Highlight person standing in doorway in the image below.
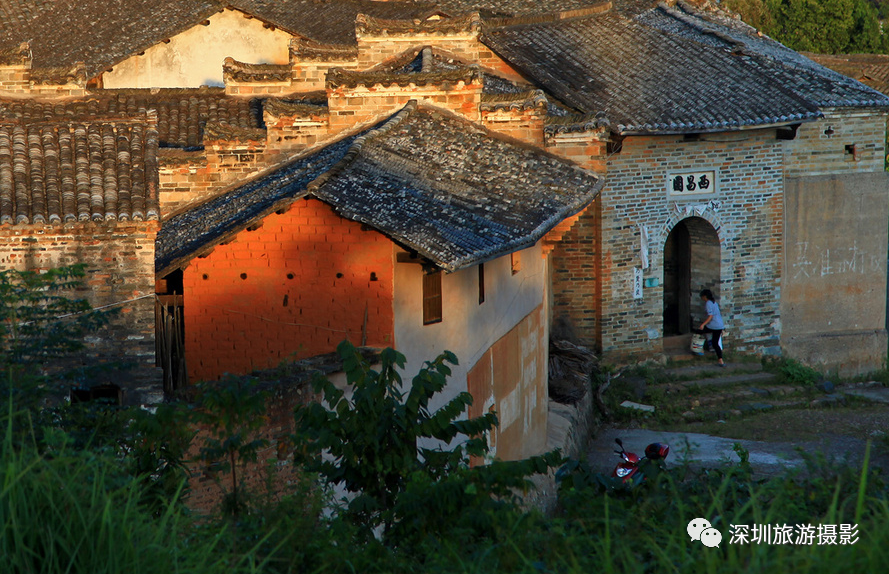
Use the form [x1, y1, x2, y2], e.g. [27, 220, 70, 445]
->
[699, 289, 725, 367]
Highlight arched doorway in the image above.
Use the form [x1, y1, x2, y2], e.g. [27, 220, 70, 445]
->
[663, 217, 720, 336]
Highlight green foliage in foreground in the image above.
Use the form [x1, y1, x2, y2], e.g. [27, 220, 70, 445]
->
[293, 341, 562, 544]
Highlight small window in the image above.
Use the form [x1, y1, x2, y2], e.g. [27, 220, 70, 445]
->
[511, 252, 522, 275]
[423, 270, 442, 325]
[478, 264, 485, 305]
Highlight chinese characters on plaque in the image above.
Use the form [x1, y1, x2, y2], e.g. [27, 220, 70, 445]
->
[668, 170, 716, 196]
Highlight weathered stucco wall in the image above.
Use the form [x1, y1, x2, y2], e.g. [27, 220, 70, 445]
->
[780, 112, 889, 375]
[466, 304, 547, 461]
[0, 222, 160, 404]
[103, 9, 291, 89]
[393, 244, 548, 460]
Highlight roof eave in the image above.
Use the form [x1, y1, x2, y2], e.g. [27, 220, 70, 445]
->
[615, 115, 824, 136]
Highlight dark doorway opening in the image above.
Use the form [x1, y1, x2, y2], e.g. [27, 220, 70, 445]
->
[663, 218, 720, 336]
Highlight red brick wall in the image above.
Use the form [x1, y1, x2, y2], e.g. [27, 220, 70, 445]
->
[183, 198, 395, 381]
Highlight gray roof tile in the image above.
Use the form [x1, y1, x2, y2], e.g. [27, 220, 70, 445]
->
[482, 8, 833, 134]
[0, 107, 159, 225]
[0, 89, 261, 149]
[156, 101, 600, 275]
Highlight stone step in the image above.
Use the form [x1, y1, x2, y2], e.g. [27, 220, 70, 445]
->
[680, 393, 848, 423]
[656, 371, 779, 394]
[664, 361, 763, 379]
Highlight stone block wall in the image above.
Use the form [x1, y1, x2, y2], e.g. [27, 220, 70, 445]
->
[0, 221, 160, 404]
[182, 198, 395, 382]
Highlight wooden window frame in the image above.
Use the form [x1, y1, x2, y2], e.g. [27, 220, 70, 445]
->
[422, 269, 442, 325]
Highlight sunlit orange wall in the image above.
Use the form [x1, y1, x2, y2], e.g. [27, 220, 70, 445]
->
[183, 198, 394, 382]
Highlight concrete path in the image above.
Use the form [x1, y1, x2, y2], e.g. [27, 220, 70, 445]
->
[588, 427, 875, 477]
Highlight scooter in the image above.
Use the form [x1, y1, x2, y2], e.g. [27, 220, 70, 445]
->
[612, 438, 670, 480]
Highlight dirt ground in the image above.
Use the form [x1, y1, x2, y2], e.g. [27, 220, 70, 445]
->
[666, 404, 889, 444]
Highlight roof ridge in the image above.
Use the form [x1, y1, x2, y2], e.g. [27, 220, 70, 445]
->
[326, 65, 483, 89]
[355, 12, 481, 36]
[656, 2, 745, 49]
[306, 100, 417, 194]
[483, 1, 611, 29]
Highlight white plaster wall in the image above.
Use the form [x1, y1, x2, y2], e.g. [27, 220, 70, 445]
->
[103, 9, 292, 89]
[393, 244, 546, 412]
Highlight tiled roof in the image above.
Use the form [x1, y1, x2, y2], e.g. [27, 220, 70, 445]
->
[482, 7, 837, 134]
[479, 90, 547, 111]
[156, 101, 601, 275]
[0, 109, 159, 225]
[355, 12, 481, 36]
[435, 0, 611, 18]
[0, 90, 262, 149]
[636, 2, 889, 109]
[226, 0, 439, 44]
[223, 57, 292, 83]
[0, 41, 28, 66]
[327, 66, 483, 89]
[290, 38, 358, 62]
[0, 0, 438, 81]
[803, 53, 889, 98]
[0, 0, 222, 80]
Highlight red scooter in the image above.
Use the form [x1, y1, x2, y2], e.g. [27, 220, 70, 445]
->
[612, 438, 670, 480]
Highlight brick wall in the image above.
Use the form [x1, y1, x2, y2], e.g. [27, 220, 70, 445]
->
[0, 64, 30, 93]
[784, 111, 887, 177]
[265, 108, 332, 154]
[292, 60, 360, 92]
[0, 221, 161, 404]
[481, 107, 545, 146]
[224, 80, 294, 97]
[356, 34, 481, 69]
[327, 81, 483, 132]
[182, 198, 395, 382]
[552, 130, 785, 358]
[546, 130, 609, 173]
[158, 136, 276, 218]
